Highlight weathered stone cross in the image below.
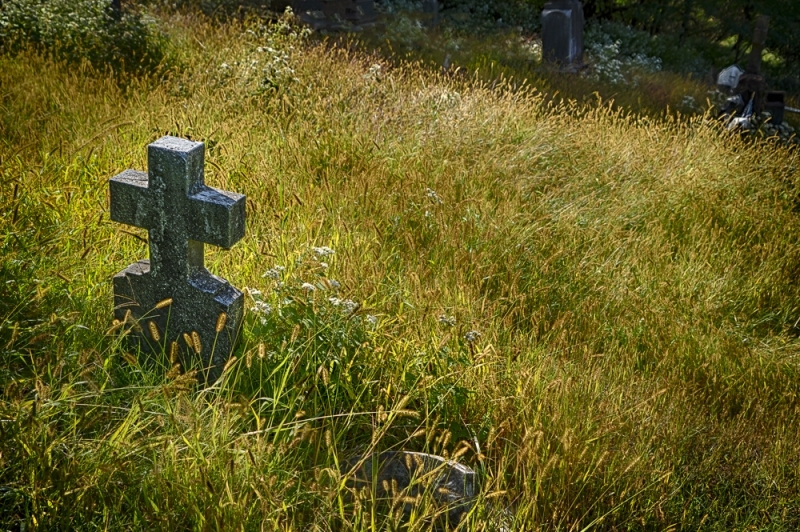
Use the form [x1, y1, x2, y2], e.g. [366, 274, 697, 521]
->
[110, 136, 245, 382]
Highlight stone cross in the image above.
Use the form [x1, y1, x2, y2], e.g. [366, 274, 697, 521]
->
[110, 136, 245, 382]
[541, 0, 584, 68]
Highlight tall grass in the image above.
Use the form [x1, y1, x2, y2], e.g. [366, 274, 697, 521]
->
[1, 11, 800, 530]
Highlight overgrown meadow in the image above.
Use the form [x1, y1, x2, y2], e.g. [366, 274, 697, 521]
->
[2, 9, 800, 530]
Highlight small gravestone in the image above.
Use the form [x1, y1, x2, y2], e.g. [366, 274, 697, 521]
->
[344, 451, 476, 526]
[541, 0, 584, 68]
[110, 136, 246, 382]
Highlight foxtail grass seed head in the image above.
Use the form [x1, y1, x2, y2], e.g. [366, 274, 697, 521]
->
[122, 352, 138, 367]
[191, 331, 202, 354]
[155, 298, 173, 309]
[166, 363, 181, 380]
[246, 349, 252, 368]
[222, 356, 237, 373]
[258, 342, 265, 359]
[324, 429, 332, 447]
[148, 321, 160, 342]
[169, 341, 179, 364]
[183, 332, 193, 348]
[215, 312, 227, 333]
[452, 444, 470, 460]
[440, 430, 452, 449]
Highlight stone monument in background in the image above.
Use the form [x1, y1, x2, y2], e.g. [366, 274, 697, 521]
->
[291, 0, 377, 30]
[734, 15, 770, 114]
[110, 136, 246, 383]
[541, 0, 584, 69]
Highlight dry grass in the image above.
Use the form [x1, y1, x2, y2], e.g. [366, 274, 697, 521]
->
[1, 11, 800, 530]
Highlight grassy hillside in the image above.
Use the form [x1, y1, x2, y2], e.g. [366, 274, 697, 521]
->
[2, 11, 800, 530]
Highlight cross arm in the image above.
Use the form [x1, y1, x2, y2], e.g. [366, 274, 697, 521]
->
[109, 170, 155, 229]
[187, 186, 246, 249]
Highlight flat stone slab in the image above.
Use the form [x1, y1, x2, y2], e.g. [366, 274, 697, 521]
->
[344, 451, 477, 526]
[110, 136, 246, 382]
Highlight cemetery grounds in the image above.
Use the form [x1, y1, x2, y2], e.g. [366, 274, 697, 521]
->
[2, 8, 800, 530]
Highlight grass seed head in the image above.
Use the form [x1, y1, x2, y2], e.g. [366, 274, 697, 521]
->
[166, 363, 181, 379]
[215, 312, 227, 333]
[191, 331, 202, 354]
[169, 341, 178, 364]
[222, 355, 237, 373]
[148, 321, 160, 342]
[155, 298, 173, 309]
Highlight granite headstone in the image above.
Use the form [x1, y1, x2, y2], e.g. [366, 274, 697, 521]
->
[345, 451, 477, 526]
[541, 0, 584, 67]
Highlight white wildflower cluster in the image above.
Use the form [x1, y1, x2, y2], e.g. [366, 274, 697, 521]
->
[464, 330, 482, 344]
[262, 265, 286, 280]
[247, 288, 273, 325]
[583, 23, 662, 86]
[329, 297, 359, 314]
[301, 282, 316, 292]
[426, 188, 444, 205]
[312, 246, 336, 258]
[212, 8, 308, 94]
[519, 36, 542, 62]
[438, 314, 456, 327]
[364, 63, 383, 81]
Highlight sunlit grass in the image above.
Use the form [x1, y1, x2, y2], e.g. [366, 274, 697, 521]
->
[1, 11, 800, 530]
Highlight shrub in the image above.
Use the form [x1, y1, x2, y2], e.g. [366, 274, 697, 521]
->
[0, 0, 169, 74]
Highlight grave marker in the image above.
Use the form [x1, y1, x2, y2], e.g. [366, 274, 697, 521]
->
[541, 0, 584, 69]
[110, 136, 246, 382]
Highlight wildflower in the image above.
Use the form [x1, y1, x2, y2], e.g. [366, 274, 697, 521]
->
[330, 297, 358, 314]
[366, 314, 378, 326]
[312, 246, 335, 257]
[438, 315, 456, 327]
[341, 299, 358, 314]
[319, 262, 328, 269]
[464, 330, 482, 344]
[251, 300, 272, 314]
[328, 279, 341, 290]
[301, 282, 316, 292]
[426, 188, 443, 204]
[262, 265, 285, 280]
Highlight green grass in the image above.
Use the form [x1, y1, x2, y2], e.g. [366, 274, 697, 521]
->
[2, 10, 800, 530]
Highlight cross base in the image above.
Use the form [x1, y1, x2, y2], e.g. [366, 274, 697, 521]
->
[113, 259, 244, 383]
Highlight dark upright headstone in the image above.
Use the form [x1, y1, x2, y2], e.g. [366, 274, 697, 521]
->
[765, 91, 785, 124]
[110, 136, 246, 383]
[541, 0, 584, 67]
